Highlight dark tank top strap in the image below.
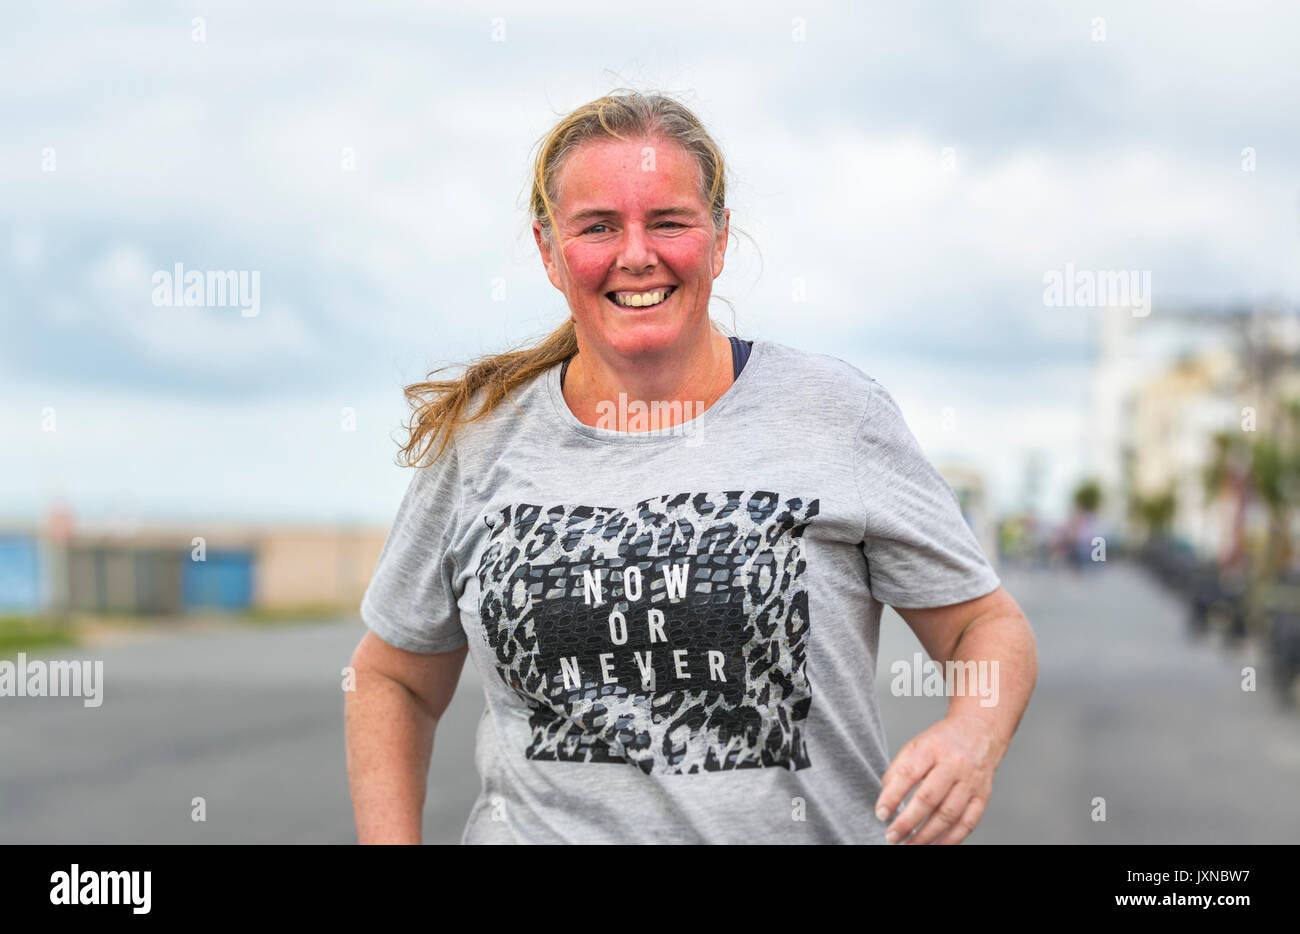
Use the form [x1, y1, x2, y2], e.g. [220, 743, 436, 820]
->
[730, 335, 753, 379]
[560, 340, 750, 391]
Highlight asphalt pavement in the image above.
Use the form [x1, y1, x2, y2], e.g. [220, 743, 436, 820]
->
[1, 560, 1296, 843]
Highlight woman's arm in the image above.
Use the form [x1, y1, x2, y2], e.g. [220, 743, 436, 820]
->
[344, 631, 469, 844]
[877, 585, 1038, 844]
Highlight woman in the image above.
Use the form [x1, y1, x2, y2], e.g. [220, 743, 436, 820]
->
[345, 90, 1037, 844]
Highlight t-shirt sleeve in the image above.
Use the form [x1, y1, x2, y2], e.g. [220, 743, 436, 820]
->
[853, 378, 1001, 609]
[359, 437, 468, 654]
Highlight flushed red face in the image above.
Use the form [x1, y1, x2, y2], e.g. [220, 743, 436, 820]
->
[534, 135, 729, 363]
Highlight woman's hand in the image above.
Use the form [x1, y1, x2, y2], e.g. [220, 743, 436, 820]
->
[884, 586, 1037, 844]
[873, 713, 1004, 845]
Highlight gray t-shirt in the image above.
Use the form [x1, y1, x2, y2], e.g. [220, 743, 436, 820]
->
[360, 338, 1001, 844]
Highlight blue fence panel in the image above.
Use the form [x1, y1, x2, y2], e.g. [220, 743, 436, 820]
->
[0, 535, 42, 612]
[181, 548, 255, 610]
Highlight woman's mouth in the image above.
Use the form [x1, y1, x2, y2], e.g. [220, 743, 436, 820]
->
[604, 285, 677, 309]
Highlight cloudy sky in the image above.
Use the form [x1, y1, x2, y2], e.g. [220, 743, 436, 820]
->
[2, 0, 1297, 528]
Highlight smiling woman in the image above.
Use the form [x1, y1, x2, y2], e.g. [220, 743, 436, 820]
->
[344, 89, 1038, 846]
[393, 90, 738, 459]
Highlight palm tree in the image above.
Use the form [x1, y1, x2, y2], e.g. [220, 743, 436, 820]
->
[1203, 430, 1250, 570]
[1129, 486, 1177, 539]
[1073, 479, 1102, 514]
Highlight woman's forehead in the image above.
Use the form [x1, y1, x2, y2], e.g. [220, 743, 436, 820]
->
[557, 138, 702, 211]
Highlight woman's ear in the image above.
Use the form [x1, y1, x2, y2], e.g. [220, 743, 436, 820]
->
[532, 221, 565, 292]
[530, 219, 572, 292]
[712, 208, 731, 279]
[531, 220, 550, 267]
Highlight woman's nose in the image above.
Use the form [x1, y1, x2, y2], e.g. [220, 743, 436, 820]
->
[617, 224, 657, 269]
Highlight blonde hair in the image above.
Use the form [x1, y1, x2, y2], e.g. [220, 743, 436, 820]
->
[397, 89, 734, 467]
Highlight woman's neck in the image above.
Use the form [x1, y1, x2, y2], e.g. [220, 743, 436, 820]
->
[561, 329, 734, 431]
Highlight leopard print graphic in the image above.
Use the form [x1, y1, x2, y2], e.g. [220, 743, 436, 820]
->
[475, 490, 819, 774]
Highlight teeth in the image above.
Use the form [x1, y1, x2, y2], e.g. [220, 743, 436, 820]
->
[611, 287, 672, 307]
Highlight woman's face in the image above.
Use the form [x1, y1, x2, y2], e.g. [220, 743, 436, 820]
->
[534, 135, 729, 361]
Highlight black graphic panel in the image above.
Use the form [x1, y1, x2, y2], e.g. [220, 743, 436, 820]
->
[475, 490, 819, 774]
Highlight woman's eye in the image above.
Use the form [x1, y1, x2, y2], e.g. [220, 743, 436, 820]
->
[583, 221, 684, 234]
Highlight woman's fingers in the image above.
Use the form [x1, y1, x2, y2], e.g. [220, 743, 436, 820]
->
[874, 737, 933, 829]
[931, 794, 987, 845]
[904, 781, 972, 845]
[885, 766, 958, 844]
[876, 718, 999, 844]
